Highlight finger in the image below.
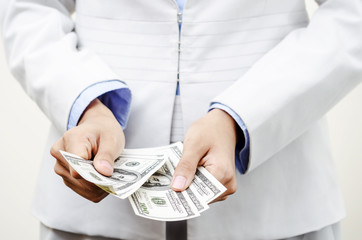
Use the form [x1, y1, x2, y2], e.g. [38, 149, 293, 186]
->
[63, 177, 109, 203]
[63, 130, 94, 178]
[70, 167, 82, 179]
[93, 134, 123, 176]
[51, 139, 77, 177]
[63, 130, 94, 160]
[209, 196, 228, 204]
[54, 160, 81, 182]
[56, 158, 69, 172]
[55, 161, 109, 203]
[201, 149, 237, 202]
[211, 177, 237, 204]
[203, 149, 236, 185]
[208, 177, 237, 204]
[171, 138, 208, 191]
[54, 160, 70, 178]
[76, 179, 110, 203]
[53, 151, 81, 179]
[50, 138, 65, 162]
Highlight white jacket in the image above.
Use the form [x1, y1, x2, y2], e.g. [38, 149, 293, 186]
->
[2, 0, 362, 239]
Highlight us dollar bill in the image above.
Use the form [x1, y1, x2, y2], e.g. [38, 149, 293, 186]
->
[129, 142, 227, 221]
[60, 142, 227, 221]
[60, 150, 166, 199]
[167, 145, 227, 204]
[129, 160, 200, 221]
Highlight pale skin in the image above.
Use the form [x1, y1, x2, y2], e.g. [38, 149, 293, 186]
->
[51, 98, 239, 203]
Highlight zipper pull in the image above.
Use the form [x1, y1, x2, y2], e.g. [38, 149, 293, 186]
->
[177, 12, 183, 23]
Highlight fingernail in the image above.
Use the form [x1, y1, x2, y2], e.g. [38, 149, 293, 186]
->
[100, 160, 113, 173]
[172, 176, 187, 190]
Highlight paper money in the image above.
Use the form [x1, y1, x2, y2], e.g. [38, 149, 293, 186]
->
[60, 150, 166, 199]
[166, 145, 227, 204]
[128, 142, 227, 221]
[129, 160, 201, 221]
[60, 142, 227, 221]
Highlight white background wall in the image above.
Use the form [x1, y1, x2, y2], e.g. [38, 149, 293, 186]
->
[0, 0, 361, 239]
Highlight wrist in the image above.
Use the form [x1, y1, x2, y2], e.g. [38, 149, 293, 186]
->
[209, 109, 239, 143]
[79, 98, 114, 125]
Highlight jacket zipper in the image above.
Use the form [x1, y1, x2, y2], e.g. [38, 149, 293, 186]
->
[177, 11, 182, 90]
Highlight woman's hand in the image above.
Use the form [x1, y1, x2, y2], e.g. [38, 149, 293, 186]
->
[50, 99, 125, 203]
[171, 109, 239, 203]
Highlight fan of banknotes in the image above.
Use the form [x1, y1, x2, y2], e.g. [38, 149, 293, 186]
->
[60, 142, 226, 221]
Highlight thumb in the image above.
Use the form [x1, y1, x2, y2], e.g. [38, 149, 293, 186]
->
[171, 143, 206, 191]
[93, 135, 123, 177]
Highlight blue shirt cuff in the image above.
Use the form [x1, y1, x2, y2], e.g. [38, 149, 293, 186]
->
[67, 80, 131, 130]
[209, 102, 250, 174]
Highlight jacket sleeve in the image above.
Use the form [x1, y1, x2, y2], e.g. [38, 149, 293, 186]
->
[68, 81, 131, 130]
[1, 0, 130, 132]
[212, 0, 362, 173]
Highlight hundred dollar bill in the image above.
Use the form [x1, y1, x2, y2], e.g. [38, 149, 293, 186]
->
[61, 142, 226, 221]
[60, 150, 166, 199]
[129, 142, 227, 220]
[162, 151, 210, 213]
[166, 144, 227, 204]
[129, 159, 200, 221]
